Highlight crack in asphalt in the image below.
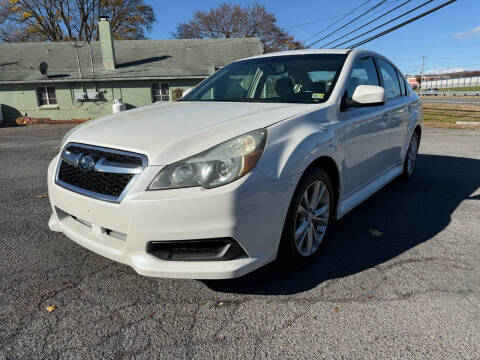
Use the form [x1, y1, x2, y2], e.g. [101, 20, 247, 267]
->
[184, 303, 201, 360]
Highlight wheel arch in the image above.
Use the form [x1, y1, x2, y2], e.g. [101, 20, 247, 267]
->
[277, 154, 341, 265]
[301, 155, 341, 217]
[414, 124, 422, 142]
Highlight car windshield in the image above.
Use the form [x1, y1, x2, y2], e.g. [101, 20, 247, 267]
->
[181, 54, 347, 104]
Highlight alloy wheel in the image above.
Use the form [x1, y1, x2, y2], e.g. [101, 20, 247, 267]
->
[294, 180, 330, 257]
[407, 133, 419, 175]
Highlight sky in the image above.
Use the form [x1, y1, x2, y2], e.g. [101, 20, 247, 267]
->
[146, 0, 480, 75]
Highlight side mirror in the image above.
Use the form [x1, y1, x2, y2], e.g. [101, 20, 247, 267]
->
[351, 85, 386, 106]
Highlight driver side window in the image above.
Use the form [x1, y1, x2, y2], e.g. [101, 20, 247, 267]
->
[346, 57, 380, 99]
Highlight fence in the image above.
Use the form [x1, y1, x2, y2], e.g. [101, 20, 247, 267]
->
[421, 76, 480, 89]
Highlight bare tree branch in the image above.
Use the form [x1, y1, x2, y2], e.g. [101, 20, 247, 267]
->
[0, 0, 155, 42]
[173, 2, 303, 52]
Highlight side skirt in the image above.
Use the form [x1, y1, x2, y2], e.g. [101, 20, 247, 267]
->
[336, 165, 403, 219]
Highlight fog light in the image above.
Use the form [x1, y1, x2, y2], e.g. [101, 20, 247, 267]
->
[147, 238, 246, 261]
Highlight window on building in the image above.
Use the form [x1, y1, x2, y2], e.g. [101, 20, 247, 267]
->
[37, 86, 57, 106]
[152, 83, 170, 102]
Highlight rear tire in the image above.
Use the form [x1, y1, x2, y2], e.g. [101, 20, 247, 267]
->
[277, 168, 335, 269]
[400, 131, 420, 182]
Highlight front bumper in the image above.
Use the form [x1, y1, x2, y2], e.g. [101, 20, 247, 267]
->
[47, 155, 298, 279]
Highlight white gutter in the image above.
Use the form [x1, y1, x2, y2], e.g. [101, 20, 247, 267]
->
[0, 76, 208, 85]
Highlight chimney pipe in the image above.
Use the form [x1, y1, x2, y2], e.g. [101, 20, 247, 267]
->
[98, 16, 116, 70]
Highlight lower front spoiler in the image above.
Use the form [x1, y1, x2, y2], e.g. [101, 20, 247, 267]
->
[49, 214, 274, 279]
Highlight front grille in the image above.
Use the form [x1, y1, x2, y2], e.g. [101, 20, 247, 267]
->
[56, 143, 147, 202]
[65, 145, 142, 165]
[58, 161, 133, 197]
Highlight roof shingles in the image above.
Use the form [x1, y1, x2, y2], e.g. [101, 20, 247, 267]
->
[0, 38, 263, 83]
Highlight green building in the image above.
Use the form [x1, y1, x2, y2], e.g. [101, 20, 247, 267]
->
[0, 18, 263, 124]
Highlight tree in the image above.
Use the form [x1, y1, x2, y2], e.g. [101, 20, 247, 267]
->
[0, 0, 155, 42]
[173, 2, 303, 53]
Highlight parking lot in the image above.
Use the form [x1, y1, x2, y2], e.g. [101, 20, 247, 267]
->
[1, 124, 479, 359]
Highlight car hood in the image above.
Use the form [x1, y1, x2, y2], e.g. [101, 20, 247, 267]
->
[66, 101, 320, 165]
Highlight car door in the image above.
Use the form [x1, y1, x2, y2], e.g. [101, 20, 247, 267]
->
[339, 56, 391, 197]
[391, 69, 412, 166]
[375, 58, 410, 169]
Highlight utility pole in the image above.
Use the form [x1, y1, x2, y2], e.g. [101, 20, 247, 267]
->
[72, 40, 82, 79]
[87, 41, 96, 89]
[420, 56, 427, 90]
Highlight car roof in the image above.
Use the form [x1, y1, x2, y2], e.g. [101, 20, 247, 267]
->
[237, 48, 383, 62]
[232, 48, 405, 75]
[247, 48, 351, 58]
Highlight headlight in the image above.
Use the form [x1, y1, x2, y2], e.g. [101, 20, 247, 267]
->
[148, 129, 267, 190]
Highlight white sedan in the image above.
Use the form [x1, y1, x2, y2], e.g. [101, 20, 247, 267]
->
[48, 49, 422, 279]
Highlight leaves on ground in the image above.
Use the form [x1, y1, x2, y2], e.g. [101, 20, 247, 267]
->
[333, 306, 339, 313]
[369, 229, 383, 236]
[35, 194, 48, 199]
[45, 305, 55, 313]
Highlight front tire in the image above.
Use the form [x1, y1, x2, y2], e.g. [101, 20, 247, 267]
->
[277, 168, 335, 268]
[400, 131, 420, 181]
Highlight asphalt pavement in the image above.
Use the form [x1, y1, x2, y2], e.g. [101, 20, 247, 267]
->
[1, 124, 479, 359]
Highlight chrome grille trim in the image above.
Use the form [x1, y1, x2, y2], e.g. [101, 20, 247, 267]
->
[55, 142, 148, 203]
[94, 157, 144, 174]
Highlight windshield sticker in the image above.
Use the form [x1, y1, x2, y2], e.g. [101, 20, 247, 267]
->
[312, 93, 325, 99]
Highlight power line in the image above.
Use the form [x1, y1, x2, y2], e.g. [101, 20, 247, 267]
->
[339, 0, 404, 30]
[425, 63, 480, 69]
[393, 56, 480, 62]
[319, 0, 412, 48]
[294, 0, 400, 32]
[332, 0, 436, 48]
[347, 0, 458, 48]
[284, 13, 351, 30]
[302, 0, 375, 43]
[319, 0, 400, 40]
[306, 0, 389, 48]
